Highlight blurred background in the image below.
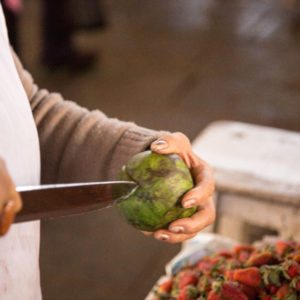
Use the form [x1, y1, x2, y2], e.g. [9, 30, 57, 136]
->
[3, 0, 300, 299]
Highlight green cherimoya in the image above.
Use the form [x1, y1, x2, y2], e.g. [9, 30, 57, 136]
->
[116, 150, 197, 231]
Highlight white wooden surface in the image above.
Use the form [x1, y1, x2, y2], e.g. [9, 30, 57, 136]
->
[193, 121, 300, 206]
[218, 193, 300, 239]
[192, 121, 300, 240]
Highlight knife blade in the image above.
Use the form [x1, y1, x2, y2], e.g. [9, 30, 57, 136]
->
[14, 181, 137, 223]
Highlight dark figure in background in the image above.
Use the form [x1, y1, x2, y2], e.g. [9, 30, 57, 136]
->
[41, 0, 107, 71]
[1, 0, 20, 54]
[1, 0, 107, 72]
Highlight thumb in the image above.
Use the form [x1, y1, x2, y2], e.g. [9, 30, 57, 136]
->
[150, 133, 193, 167]
[151, 132, 191, 153]
[0, 200, 16, 236]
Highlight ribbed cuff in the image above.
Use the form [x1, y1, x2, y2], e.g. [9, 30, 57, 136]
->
[109, 126, 164, 179]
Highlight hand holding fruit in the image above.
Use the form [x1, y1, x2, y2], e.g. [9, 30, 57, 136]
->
[0, 158, 22, 236]
[150, 132, 215, 243]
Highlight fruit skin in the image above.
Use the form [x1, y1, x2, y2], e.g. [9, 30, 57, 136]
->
[221, 282, 249, 300]
[207, 290, 221, 300]
[283, 260, 300, 279]
[177, 285, 198, 300]
[177, 270, 198, 289]
[157, 278, 173, 294]
[275, 283, 296, 299]
[275, 240, 296, 257]
[116, 151, 196, 231]
[234, 245, 255, 263]
[246, 251, 274, 267]
[233, 267, 261, 288]
[208, 282, 249, 300]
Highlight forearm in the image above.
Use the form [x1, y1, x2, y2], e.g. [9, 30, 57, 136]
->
[12, 51, 160, 183]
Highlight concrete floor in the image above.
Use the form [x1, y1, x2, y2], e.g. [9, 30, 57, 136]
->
[19, 0, 300, 299]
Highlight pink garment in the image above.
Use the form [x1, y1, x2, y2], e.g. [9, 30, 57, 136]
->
[4, 0, 22, 13]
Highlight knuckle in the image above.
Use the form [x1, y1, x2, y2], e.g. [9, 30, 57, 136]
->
[206, 217, 214, 226]
[167, 239, 179, 244]
[185, 222, 198, 233]
[170, 236, 185, 244]
[15, 198, 23, 212]
[174, 132, 190, 144]
[207, 211, 216, 225]
[174, 131, 185, 138]
[211, 184, 216, 195]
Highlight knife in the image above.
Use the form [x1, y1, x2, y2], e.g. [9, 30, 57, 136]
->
[14, 181, 137, 223]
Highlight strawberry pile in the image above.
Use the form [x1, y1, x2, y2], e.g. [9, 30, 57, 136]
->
[153, 239, 300, 300]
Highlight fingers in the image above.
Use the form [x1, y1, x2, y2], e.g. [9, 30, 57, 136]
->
[0, 158, 22, 236]
[153, 230, 197, 244]
[13, 191, 22, 213]
[141, 231, 153, 236]
[151, 132, 193, 166]
[0, 185, 22, 236]
[149, 132, 216, 244]
[182, 163, 215, 209]
[152, 198, 215, 243]
[0, 193, 21, 236]
[169, 198, 215, 235]
[151, 133, 215, 207]
[0, 199, 16, 235]
[151, 133, 212, 171]
[143, 229, 195, 243]
[151, 132, 191, 153]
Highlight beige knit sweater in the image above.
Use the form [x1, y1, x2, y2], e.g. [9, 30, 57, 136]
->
[13, 52, 160, 184]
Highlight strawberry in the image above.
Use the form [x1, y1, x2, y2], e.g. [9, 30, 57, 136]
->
[283, 260, 300, 279]
[265, 284, 279, 295]
[239, 283, 258, 300]
[224, 270, 235, 281]
[260, 265, 282, 287]
[220, 282, 249, 300]
[207, 290, 221, 300]
[224, 258, 242, 271]
[157, 278, 173, 294]
[208, 281, 249, 300]
[197, 275, 212, 294]
[177, 285, 198, 300]
[234, 245, 255, 263]
[234, 245, 255, 254]
[296, 281, 300, 292]
[290, 276, 300, 292]
[233, 267, 261, 288]
[217, 250, 233, 259]
[197, 260, 215, 274]
[154, 240, 300, 300]
[275, 283, 297, 299]
[177, 287, 190, 300]
[210, 257, 227, 275]
[246, 251, 274, 267]
[296, 279, 300, 292]
[275, 240, 296, 257]
[178, 270, 198, 289]
[287, 251, 300, 263]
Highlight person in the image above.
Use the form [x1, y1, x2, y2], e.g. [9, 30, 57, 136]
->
[41, 0, 105, 71]
[0, 3, 215, 299]
[0, 0, 106, 71]
[0, 0, 22, 54]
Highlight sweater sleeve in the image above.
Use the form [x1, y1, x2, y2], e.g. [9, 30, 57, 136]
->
[12, 51, 161, 183]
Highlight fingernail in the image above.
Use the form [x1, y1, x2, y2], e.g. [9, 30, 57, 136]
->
[183, 199, 196, 208]
[153, 140, 168, 150]
[170, 226, 184, 233]
[158, 234, 169, 241]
